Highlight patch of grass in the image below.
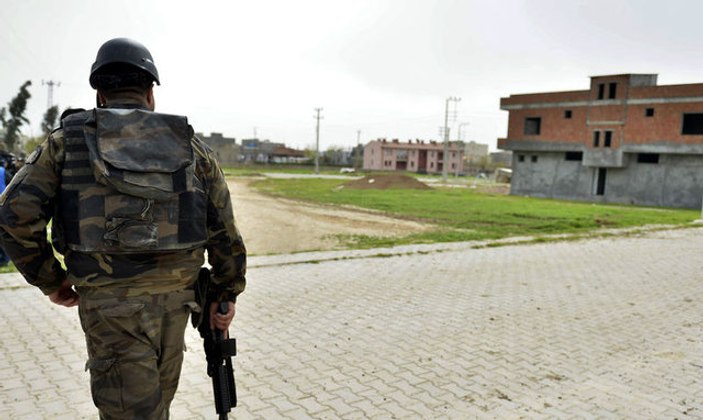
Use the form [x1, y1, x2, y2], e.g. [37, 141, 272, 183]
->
[0, 262, 16, 274]
[222, 164, 355, 177]
[249, 177, 699, 246]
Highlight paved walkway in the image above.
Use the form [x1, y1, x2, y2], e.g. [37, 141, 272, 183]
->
[1, 228, 702, 419]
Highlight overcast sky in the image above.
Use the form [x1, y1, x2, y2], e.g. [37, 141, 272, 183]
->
[3, 0, 703, 151]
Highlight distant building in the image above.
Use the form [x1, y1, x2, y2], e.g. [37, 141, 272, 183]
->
[322, 147, 353, 166]
[196, 132, 239, 165]
[490, 151, 513, 167]
[240, 138, 262, 162]
[463, 141, 490, 175]
[463, 141, 489, 164]
[240, 138, 306, 163]
[363, 138, 464, 175]
[270, 145, 307, 163]
[499, 73, 703, 208]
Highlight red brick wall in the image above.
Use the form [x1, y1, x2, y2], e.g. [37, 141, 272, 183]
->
[629, 83, 703, 99]
[507, 107, 586, 144]
[589, 75, 631, 100]
[587, 104, 626, 123]
[625, 103, 703, 144]
[500, 90, 587, 107]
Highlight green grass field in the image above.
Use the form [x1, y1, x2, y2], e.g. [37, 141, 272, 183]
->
[249, 177, 699, 248]
[222, 165, 356, 177]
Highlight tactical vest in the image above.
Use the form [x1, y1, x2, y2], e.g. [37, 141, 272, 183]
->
[55, 108, 208, 254]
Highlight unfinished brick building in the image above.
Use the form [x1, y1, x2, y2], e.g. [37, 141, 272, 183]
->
[499, 74, 703, 208]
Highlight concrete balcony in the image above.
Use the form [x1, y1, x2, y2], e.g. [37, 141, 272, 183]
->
[583, 148, 625, 168]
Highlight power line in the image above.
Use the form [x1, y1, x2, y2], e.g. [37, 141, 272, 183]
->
[457, 121, 470, 141]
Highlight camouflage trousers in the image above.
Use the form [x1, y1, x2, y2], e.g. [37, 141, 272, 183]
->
[78, 289, 197, 420]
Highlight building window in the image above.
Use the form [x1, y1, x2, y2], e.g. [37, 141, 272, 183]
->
[518, 154, 525, 162]
[451, 163, 456, 169]
[531, 155, 538, 163]
[604, 131, 612, 147]
[637, 153, 660, 164]
[564, 110, 572, 119]
[645, 108, 655, 117]
[608, 83, 617, 99]
[524, 117, 541, 135]
[430, 162, 434, 168]
[682, 113, 703, 135]
[593, 131, 600, 147]
[565, 151, 583, 161]
[597, 84, 605, 100]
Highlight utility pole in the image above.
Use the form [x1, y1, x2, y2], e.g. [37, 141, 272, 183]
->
[314, 108, 323, 174]
[42, 80, 61, 108]
[442, 96, 461, 182]
[355, 129, 362, 170]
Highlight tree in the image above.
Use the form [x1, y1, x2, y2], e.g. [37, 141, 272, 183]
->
[351, 144, 364, 169]
[41, 105, 59, 136]
[302, 146, 317, 163]
[23, 136, 44, 155]
[322, 146, 347, 166]
[0, 81, 32, 152]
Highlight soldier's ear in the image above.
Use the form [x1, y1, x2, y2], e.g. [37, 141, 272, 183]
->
[146, 86, 155, 111]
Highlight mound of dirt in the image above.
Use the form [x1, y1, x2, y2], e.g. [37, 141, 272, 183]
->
[343, 174, 431, 190]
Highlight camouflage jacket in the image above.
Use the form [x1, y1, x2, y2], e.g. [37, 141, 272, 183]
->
[0, 103, 246, 300]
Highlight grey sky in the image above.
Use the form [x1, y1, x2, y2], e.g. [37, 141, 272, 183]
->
[2, 0, 703, 151]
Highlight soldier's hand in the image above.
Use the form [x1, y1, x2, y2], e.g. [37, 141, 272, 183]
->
[48, 279, 80, 307]
[209, 301, 235, 333]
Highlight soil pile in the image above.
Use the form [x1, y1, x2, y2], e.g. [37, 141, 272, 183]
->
[343, 174, 431, 190]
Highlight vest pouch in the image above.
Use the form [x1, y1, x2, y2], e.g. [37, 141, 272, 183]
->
[103, 194, 157, 251]
[103, 167, 193, 201]
[88, 108, 195, 200]
[104, 218, 158, 250]
[95, 108, 193, 172]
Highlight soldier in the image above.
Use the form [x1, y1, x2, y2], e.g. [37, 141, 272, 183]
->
[0, 38, 246, 419]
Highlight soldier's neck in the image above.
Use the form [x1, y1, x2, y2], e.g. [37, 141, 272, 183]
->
[104, 93, 150, 110]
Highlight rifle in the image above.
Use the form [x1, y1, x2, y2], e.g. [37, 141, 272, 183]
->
[193, 268, 237, 419]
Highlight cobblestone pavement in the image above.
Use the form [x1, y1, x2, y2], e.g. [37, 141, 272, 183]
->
[1, 228, 702, 419]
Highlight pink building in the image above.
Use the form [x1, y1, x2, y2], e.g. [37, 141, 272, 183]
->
[363, 139, 465, 175]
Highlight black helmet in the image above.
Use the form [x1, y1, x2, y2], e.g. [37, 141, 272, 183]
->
[89, 38, 160, 89]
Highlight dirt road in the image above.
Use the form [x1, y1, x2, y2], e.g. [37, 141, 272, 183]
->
[228, 177, 432, 255]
